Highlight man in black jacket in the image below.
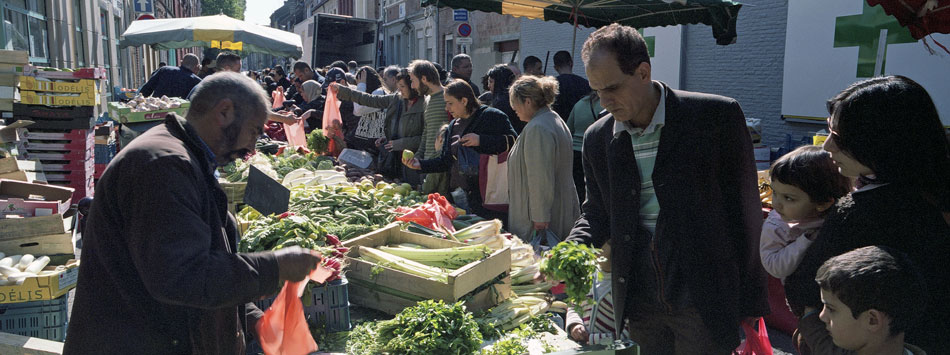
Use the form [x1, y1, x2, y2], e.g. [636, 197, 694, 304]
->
[566, 23, 768, 354]
[65, 73, 322, 355]
[551, 50, 591, 121]
[448, 54, 479, 98]
[140, 53, 202, 98]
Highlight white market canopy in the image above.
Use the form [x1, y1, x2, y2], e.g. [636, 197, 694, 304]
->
[119, 14, 303, 58]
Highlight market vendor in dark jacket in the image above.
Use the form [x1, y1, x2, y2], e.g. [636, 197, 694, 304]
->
[139, 53, 202, 99]
[564, 24, 769, 354]
[403, 79, 516, 222]
[64, 72, 323, 355]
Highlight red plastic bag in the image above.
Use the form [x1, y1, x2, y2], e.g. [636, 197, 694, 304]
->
[734, 317, 773, 355]
[395, 193, 457, 232]
[256, 265, 334, 355]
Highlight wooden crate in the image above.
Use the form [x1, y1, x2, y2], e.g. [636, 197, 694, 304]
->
[348, 275, 510, 315]
[343, 223, 511, 306]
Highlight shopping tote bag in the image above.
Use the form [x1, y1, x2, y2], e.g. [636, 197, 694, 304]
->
[256, 264, 334, 355]
[479, 150, 509, 212]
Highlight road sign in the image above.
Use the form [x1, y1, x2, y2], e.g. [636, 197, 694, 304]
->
[454, 9, 468, 22]
[134, 0, 153, 13]
[457, 23, 472, 37]
[136, 14, 155, 21]
[457, 37, 473, 45]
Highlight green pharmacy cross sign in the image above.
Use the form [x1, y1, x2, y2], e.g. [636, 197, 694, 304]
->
[834, 1, 916, 78]
[637, 29, 657, 57]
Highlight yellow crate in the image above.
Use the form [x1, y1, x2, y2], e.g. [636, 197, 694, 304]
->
[16, 90, 99, 107]
[0, 260, 79, 304]
[17, 76, 99, 96]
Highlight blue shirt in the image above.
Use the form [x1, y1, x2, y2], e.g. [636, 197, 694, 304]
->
[140, 66, 202, 98]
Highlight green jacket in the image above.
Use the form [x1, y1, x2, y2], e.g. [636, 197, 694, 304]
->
[565, 93, 603, 152]
[336, 86, 424, 153]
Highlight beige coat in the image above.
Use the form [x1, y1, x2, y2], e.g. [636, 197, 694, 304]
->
[507, 107, 580, 241]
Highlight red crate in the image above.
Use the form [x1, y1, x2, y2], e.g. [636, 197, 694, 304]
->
[43, 170, 93, 183]
[37, 158, 94, 172]
[21, 148, 93, 161]
[47, 178, 93, 201]
[17, 138, 94, 151]
[19, 128, 93, 141]
[93, 163, 107, 179]
[27, 66, 107, 80]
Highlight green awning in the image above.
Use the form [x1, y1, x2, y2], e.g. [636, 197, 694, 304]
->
[422, 0, 742, 45]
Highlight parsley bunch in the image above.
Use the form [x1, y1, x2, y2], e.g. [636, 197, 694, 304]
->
[539, 241, 603, 311]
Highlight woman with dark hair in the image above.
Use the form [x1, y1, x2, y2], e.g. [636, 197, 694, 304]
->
[478, 74, 493, 104]
[350, 66, 388, 155]
[403, 79, 517, 221]
[486, 64, 525, 134]
[784, 75, 950, 354]
[331, 69, 425, 184]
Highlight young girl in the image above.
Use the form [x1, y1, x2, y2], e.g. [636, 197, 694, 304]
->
[565, 242, 631, 345]
[760, 145, 852, 281]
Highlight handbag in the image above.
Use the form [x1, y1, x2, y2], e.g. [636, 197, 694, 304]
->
[446, 119, 480, 176]
[479, 150, 509, 212]
[529, 229, 561, 258]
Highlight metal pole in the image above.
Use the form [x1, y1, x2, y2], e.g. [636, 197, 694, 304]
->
[434, 3, 440, 64]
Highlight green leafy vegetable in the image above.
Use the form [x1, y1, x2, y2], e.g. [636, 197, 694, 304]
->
[539, 241, 602, 312]
[347, 300, 483, 355]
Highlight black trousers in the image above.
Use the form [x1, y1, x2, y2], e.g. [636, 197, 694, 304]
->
[572, 150, 586, 209]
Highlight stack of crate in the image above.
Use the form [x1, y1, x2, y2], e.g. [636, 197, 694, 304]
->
[12, 68, 105, 203]
[0, 50, 27, 115]
[93, 120, 116, 181]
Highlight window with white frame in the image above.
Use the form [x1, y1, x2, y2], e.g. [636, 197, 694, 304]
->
[3, 0, 49, 63]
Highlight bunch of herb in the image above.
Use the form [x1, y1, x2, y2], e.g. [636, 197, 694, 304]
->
[307, 129, 331, 155]
[539, 241, 603, 312]
[239, 213, 329, 252]
[354, 300, 483, 355]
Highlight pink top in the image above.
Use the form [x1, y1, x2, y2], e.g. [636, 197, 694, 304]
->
[759, 210, 825, 280]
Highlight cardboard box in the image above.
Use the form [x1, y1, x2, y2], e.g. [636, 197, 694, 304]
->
[17, 76, 98, 95]
[0, 260, 79, 304]
[343, 223, 511, 308]
[0, 159, 44, 183]
[16, 90, 100, 107]
[0, 179, 74, 217]
[0, 119, 32, 143]
[0, 50, 28, 65]
[0, 214, 73, 240]
[0, 232, 73, 256]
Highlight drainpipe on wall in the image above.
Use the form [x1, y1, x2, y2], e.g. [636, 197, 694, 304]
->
[434, 3, 439, 65]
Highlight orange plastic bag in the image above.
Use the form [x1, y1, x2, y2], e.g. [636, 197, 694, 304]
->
[284, 120, 307, 149]
[271, 86, 285, 110]
[256, 264, 334, 355]
[323, 89, 345, 157]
